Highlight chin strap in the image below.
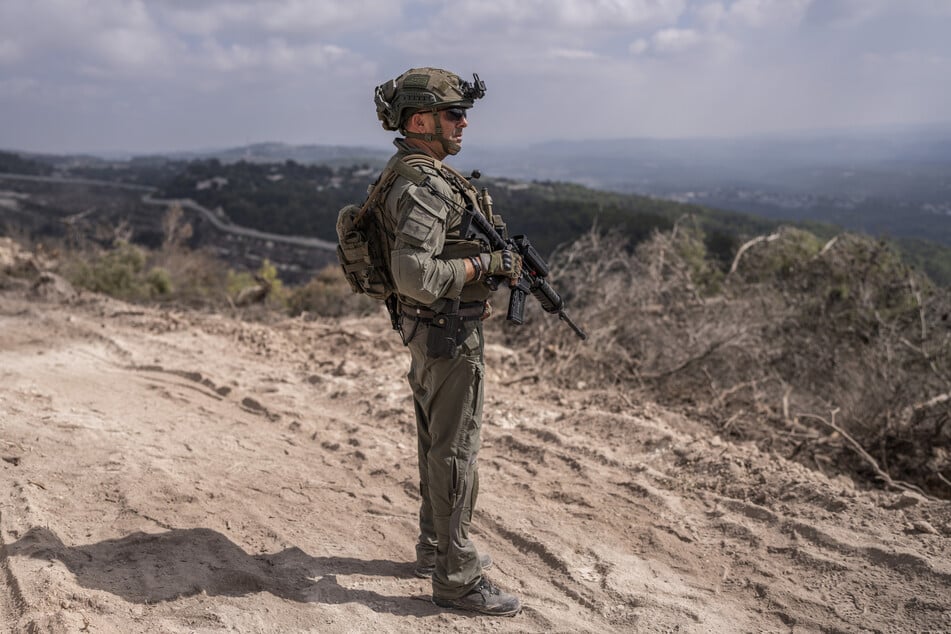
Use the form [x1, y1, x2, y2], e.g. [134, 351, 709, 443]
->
[402, 110, 460, 156]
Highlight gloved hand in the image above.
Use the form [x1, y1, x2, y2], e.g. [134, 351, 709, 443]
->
[481, 248, 522, 284]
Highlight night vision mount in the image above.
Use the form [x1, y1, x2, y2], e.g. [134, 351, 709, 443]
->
[460, 73, 486, 101]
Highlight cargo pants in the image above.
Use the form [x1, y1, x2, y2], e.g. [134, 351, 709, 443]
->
[406, 319, 485, 600]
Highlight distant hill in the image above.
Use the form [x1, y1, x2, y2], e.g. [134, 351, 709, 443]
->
[91, 126, 951, 256]
[4, 123, 951, 283]
[135, 142, 391, 168]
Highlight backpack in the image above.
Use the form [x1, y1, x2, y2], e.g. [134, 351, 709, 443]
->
[335, 154, 442, 302]
[335, 199, 393, 301]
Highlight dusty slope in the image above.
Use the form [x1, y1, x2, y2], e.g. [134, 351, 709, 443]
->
[1, 286, 950, 634]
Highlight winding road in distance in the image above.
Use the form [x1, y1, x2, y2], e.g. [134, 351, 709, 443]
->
[0, 172, 338, 252]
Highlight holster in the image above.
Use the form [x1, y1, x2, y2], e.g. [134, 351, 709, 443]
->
[399, 300, 484, 357]
[426, 299, 464, 359]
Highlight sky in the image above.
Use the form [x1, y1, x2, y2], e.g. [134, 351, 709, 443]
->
[1, 0, 950, 155]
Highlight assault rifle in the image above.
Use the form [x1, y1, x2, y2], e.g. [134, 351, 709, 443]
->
[408, 165, 587, 341]
[460, 200, 588, 341]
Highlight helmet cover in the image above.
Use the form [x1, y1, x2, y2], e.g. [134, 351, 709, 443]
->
[375, 67, 485, 131]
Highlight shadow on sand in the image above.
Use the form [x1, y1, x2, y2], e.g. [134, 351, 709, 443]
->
[6, 526, 439, 616]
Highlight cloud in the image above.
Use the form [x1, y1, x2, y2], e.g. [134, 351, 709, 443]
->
[260, 0, 399, 33]
[651, 28, 703, 54]
[89, 25, 172, 73]
[802, 0, 890, 27]
[0, 0, 174, 75]
[432, 0, 687, 29]
[725, 0, 813, 29]
[387, 0, 694, 81]
[0, 40, 22, 65]
[0, 0, 385, 74]
[630, 27, 736, 59]
[0, 78, 38, 99]
[2, 0, 951, 153]
[201, 39, 352, 73]
[157, 3, 255, 36]
[629, 39, 650, 55]
[156, 0, 398, 36]
[802, 0, 951, 28]
[691, 1, 727, 28]
[549, 48, 600, 60]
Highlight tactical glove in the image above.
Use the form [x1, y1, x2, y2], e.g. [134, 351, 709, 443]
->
[481, 248, 522, 282]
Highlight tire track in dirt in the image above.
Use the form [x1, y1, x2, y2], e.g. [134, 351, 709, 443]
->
[662, 437, 951, 634]
[704, 491, 951, 631]
[477, 404, 727, 631]
[5, 287, 948, 633]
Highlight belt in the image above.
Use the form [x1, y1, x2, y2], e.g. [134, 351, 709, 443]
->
[400, 301, 486, 321]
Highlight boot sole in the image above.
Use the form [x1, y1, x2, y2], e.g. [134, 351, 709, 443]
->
[431, 597, 521, 617]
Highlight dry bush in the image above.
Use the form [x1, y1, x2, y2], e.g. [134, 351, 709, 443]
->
[502, 223, 951, 498]
[285, 264, 380, 318]
[151, 247, 230, 307]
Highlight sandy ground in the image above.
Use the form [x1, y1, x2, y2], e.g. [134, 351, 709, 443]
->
[1, 282, 951, 633]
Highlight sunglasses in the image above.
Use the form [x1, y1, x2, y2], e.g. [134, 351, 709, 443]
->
[442, 107, 468, 122]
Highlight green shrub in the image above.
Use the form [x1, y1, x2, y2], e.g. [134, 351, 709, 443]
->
[69, 241, 171, 300]
[672, 222, 724, 296]
[731, 227, 825, 282]
[146, 267, 173, 295]
[226, 259, 290, 309]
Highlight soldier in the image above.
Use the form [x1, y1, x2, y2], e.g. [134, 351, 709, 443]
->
[373, 67, 522, 616]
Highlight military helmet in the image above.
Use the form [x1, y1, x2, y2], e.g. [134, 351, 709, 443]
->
[375, 67, 486, 132]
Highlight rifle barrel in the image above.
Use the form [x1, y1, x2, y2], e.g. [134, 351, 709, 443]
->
[559, 311, 588, 341]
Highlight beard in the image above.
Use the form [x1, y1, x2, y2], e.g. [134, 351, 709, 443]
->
[442, 138, 462, 155]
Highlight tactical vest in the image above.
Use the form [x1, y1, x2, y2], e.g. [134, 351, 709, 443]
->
[336, 152, 505, 305]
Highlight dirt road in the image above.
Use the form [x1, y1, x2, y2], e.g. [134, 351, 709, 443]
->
[1, 287, 949, 633]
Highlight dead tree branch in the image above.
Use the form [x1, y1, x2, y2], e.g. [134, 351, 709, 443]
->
[799, 411, 936, 499]
[815, 236, 839, 258]
[729, 232, 782, 275]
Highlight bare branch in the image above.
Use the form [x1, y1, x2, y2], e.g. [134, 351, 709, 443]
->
[907, 274, 927, 341]
[799, 411, 937, 500]
[816, 236, 839, 258]
[729, 232, 782, 275]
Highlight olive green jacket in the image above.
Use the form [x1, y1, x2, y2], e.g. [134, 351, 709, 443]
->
[383, 139, 492, 308]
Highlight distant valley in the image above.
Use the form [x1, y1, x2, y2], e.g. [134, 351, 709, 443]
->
[3, 123, 951, 283]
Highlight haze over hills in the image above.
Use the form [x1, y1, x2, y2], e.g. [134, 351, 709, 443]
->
[97, 123, 951, 246]
[4, 123, 951, 275]
[455, 124, 951, 244]
[126, 123, 951, 252]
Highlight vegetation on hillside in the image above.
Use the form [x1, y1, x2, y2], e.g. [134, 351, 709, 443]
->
[503, 221, 951, 499]
[157, 158, 951, 287]
[161, 159, 362, 238]
[5, 193, 950, 499]
[5, 147, 951, 498]
[157, 158, 831, 277]
[0, 151, 54, 176]
[6, 149, 951, 285]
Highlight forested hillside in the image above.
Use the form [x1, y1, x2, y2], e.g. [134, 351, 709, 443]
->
[4, 148, 951, 284]
[156, 157, 951, 283]
[158, 158, 812, 272]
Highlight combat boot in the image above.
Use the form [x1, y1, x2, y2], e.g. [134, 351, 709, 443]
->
[432, 577, 521, 616]
[414, 552, 493, 579]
